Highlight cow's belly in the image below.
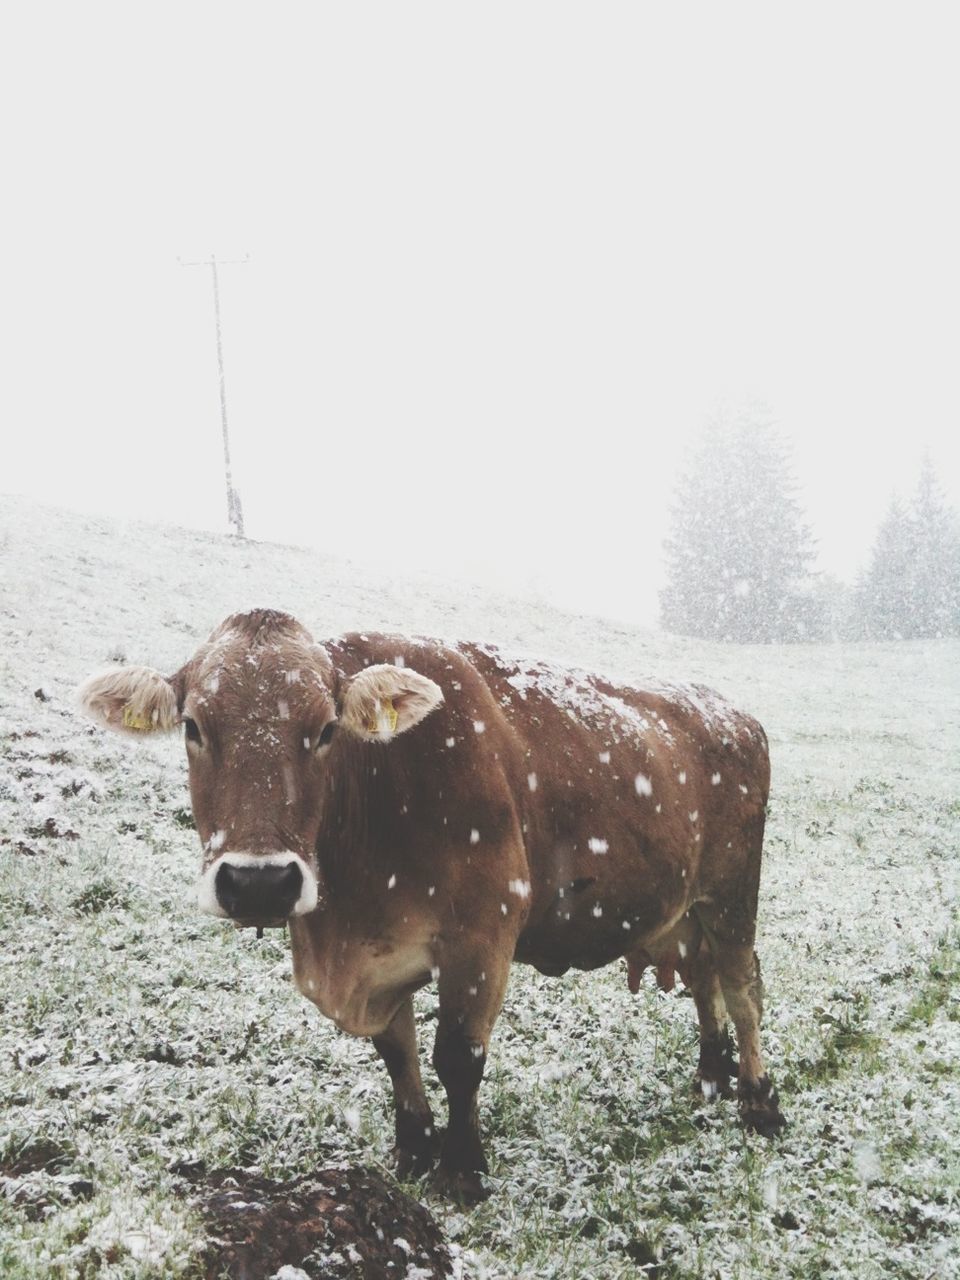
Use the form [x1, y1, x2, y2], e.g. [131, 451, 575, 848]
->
[289, 919, 434, 1038]
[515, 873, 693, 976]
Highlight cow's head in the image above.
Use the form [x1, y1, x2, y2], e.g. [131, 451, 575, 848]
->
[78, 610, 443, 929]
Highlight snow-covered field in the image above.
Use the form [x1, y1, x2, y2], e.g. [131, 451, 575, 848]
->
[1, 495, 958, 1279]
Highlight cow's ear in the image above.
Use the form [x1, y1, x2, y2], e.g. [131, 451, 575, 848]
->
[77, 666, 180, 735]
[339, 664, 443, 742]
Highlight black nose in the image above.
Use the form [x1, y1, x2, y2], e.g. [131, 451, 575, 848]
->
[215, 860, 303, 922]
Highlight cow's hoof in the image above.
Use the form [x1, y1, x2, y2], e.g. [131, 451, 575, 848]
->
[389, 1126, 442, 1182]
[693, 1071, 734, 1102]
[738, 1075, 786, 1136]
[395, 1146, 437, 1181]
[693, 1030, 737, 1100]
[428, 1167, 490, 1205]
[394, 1131, 442, 1180]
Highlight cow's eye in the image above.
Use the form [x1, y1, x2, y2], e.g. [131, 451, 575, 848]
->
[184, 717, 202, 746]
[317, 721, 338, 749]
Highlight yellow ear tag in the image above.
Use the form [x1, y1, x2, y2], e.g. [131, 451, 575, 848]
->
[122, 705, 153, 731]
[366, 698, 399, 735]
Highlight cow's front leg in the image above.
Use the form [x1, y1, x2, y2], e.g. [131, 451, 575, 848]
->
[373, 997, 439, 1178]
[430, 943, 511, 1204]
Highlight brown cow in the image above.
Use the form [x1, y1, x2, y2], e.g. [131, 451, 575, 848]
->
[79, 609, 784, 1201]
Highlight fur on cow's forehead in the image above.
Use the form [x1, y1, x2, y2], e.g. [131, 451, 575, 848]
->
[178, 609, 336, 710]
[209, 608, 312, 646]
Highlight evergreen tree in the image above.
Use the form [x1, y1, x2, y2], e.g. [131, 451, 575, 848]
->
[909, 458, 960, 636]
[855, 458, 960, 639]
[852, 497, 913, 639]
[660, 413, 820, 642]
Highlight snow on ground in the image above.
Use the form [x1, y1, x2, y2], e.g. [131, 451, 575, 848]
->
[1, 495, 958, 1278]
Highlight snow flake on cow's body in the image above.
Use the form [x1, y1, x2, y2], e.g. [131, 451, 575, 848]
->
[588, 837, 609, 854]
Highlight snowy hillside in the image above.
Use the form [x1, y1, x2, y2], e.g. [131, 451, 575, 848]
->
[1, 496, 958, 1278]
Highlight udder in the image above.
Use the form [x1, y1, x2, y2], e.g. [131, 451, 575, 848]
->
[625, 911, 702, 995]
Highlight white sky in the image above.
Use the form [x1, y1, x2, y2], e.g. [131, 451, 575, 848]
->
[3, 2, 958, 625]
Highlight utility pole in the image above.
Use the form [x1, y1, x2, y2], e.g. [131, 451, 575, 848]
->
[179, 253, 249, 537]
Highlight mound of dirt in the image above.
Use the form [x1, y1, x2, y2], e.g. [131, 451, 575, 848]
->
[186, 1164, 453, 1279]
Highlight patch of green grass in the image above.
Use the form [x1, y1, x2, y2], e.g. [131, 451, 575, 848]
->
[895, 928, 960, 1029]
[791, 992, 883, 1084]
[69, 878, 128, 914]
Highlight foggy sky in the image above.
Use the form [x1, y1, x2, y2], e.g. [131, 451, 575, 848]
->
[3, 2, 958, 625]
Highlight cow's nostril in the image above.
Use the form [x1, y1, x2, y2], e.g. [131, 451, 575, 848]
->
[215, 860, 304, 921]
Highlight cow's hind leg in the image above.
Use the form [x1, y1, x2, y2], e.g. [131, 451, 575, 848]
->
[373, 997, 439, 1178]
[688, 941, 737, 1100]
[695, 791, 785, 1135]
[698, 915, 784, 1135]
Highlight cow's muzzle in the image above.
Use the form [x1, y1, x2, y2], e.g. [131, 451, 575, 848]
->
[216, 859, 302, 923]
[197, 851, 319, 924]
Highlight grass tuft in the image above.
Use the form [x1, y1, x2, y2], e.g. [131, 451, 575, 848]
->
[896, 928, 960, 1029]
